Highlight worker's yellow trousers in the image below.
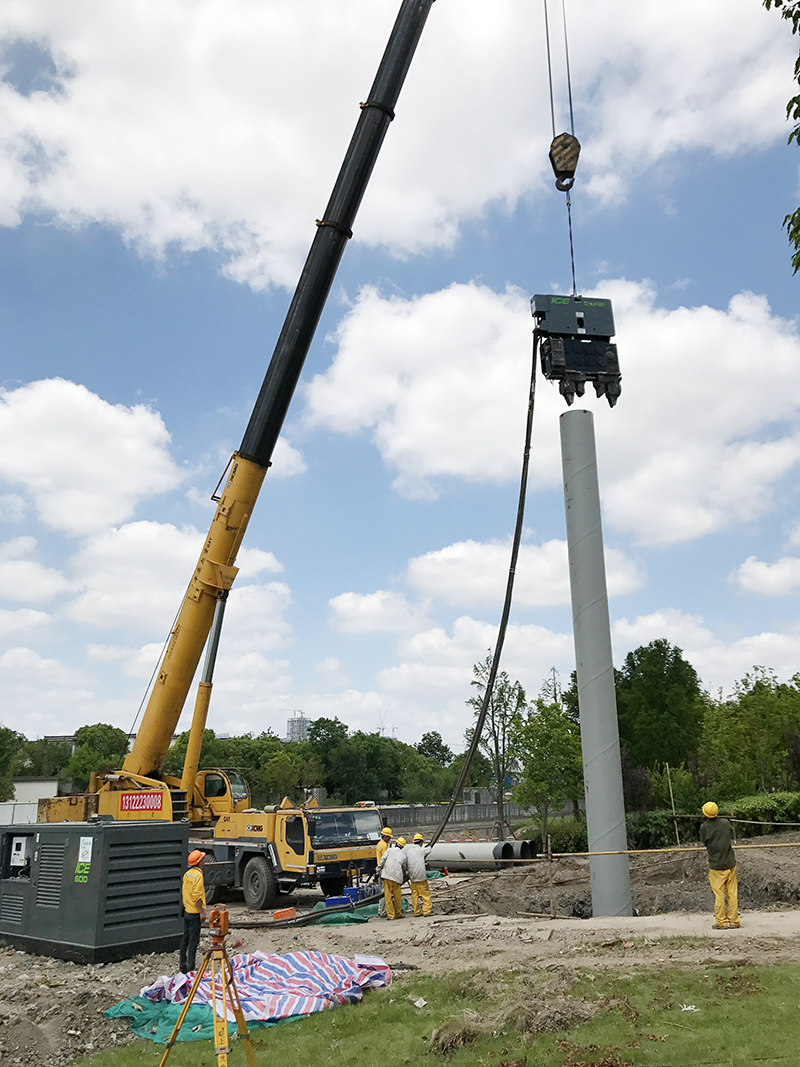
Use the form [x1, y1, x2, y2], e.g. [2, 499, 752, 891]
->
[708, 866, 739, 927]
[410, 879, 432, 916]
[383, 878, 402, 919]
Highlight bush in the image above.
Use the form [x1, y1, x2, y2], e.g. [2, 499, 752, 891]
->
[649, 763, 704, 814]
[625, 809, 685, 849]
[525, 816, 588, 855]
[726, 791, 800, 836]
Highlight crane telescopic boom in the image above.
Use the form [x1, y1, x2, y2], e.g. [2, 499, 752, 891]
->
[123, 0, 436, 782]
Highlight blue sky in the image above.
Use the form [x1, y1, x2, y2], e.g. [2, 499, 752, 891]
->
[0, 0, 798, 749]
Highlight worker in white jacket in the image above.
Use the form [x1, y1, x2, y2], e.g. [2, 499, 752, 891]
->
[377, 837, 408, 919]
[403, 833, 432, 916]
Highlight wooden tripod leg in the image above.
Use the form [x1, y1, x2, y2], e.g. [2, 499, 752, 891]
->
[222, 947, 258, 1067]
[158, 951, 212, 1066]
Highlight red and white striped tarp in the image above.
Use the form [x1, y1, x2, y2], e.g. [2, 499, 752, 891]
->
[141, 951, 391, 1023]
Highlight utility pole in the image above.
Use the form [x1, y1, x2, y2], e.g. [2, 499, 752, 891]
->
[560, 408, 632, 917]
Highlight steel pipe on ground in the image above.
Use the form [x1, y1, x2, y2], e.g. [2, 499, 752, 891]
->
[511, 840, 531, 862]
[427, 841, 515, 871]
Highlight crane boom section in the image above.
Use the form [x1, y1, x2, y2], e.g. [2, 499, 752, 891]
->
[122, 455, 266, 777]
[121, 0, 435, 782]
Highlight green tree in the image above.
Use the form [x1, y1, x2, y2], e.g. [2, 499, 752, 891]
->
[0, 727, 26, 801]
[401, 749, 450, 803]
[701, 668, 800, 797]
[262, 750, 302, 803]
[163, 728, 229, 778]
[415, 731, 453, 766]
[615, 640, 704, 768]
[764, 0, 800, 272]
[446, 749, 493, 794]
[10, 738, 72, 780]
[306, 717, 349, 784]
[64, 724, 129, 791]
[512, 698, 583, 845]
[467, 655, 526, 838]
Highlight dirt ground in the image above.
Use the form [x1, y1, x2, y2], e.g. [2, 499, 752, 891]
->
[2, 832, 800, 1066]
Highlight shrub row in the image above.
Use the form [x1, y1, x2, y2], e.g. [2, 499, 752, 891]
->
[725, 791, 800, 835]
[523, 810, 703, 854]
[520, 794, 800, 857]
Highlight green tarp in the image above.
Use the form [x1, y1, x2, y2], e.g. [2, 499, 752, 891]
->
[104, 995, 293, 1043]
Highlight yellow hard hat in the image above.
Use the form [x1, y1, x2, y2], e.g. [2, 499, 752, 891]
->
[413, 833, 424, 842]
[188, 849, 205, 866]
[702, 801, 718, 818]
[381, 827, 392, 837]
[396, 837, 406, 847]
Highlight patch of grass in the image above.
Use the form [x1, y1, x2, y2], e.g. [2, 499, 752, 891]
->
[72, 962, 800, 1067]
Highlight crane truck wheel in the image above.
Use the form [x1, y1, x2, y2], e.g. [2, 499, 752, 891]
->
[242, 855, 277, 909]
[204, 884, 223, 906]
[319, 875, 347, 898]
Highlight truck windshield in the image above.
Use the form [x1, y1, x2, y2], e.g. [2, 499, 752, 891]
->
[309, 809, 382, 846]
[222, 770, 248, 801]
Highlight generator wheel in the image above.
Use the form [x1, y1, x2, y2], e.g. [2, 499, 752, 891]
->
[243, 855, 277, 909]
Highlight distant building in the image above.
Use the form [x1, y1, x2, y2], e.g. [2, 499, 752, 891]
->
[13, 778, 59, 804]
[285, 712, 311, 743]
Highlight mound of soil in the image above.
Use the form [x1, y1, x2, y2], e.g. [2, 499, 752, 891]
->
[435, 832, 800, 919]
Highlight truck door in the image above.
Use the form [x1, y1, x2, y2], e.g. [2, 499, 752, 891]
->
[276, 814, 308, 873]
[198, 771, 234, 819]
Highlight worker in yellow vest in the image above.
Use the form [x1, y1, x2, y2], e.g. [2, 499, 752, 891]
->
[376, 826, 392, 866]
[179, 849, 207, 974]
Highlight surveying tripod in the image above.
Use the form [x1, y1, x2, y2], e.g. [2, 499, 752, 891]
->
[159, 905, 258, 1066]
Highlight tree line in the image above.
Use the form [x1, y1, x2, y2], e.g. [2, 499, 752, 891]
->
[3, 639, 800, 826]
[0, 716, 491, 809]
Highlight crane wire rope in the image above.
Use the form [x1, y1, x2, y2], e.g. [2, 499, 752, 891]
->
[428, 334, 540, 848]
[544, 0, 579, 296]
[429, 5, 584, 848]
[127, 599, 185, 741]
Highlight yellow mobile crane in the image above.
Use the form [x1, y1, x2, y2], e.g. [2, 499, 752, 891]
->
[38, 0, 434, 907]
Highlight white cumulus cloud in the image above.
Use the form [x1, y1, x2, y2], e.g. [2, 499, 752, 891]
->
[0, 380, 185, 535]
[306, 279, 800, 546]
[0, 0, 790, 289]
[66, 519, 285, 634]
[0, 536, 76, 602]
[731, 555, 800, 597]
[406, 537, 643, 607]
[612, 608, 800, 694]
[328, 589, 430, 635]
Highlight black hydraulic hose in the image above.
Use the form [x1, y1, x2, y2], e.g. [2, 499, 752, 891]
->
[240, 0, 436, 468]
[228, 887, 384, 930]
[427, 332, 541, 849]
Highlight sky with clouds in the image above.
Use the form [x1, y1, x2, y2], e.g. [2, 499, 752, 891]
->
[0, 0, 798, 749]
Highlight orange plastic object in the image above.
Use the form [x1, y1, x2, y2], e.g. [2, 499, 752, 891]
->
[272, 907, 296, 921]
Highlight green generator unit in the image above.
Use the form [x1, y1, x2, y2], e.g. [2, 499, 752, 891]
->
[0, 819, 187, 963]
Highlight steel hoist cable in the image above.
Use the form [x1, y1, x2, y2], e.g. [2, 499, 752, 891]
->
[544, 0, 579, 296]
[429, 334, 541, 848]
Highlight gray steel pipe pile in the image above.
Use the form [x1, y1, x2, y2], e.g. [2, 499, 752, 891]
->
[426, 841, 517, 871]
[560, 409, 632, 917]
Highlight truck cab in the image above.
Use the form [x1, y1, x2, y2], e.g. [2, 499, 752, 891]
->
[205, 801, 382, 908]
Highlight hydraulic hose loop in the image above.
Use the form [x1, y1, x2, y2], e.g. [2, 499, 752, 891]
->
[428, 333, 540, 848]
[360, 100, 396, 120]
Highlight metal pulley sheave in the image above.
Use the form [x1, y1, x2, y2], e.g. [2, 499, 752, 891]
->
[549, 131, 580, 191]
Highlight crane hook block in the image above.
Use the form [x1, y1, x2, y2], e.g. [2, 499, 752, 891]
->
[549, 132, 581, 191]
[531, 294, 621, 408]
